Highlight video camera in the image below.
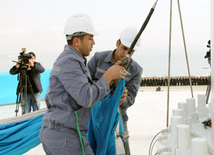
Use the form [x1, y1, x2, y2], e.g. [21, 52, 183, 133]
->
[18, 48, 32, 66]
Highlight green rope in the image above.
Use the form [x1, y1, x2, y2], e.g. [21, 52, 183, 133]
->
[74, 111, 85, 155]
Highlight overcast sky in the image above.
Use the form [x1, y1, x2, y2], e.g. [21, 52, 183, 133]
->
[0, 0, 211, 77]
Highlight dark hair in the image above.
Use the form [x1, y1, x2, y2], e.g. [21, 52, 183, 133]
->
[66, 34, 86, 45]
[28, 52, 36, 58]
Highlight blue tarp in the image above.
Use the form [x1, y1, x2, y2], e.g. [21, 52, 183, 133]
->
[87, 79, 125, 155]
[0, 70, 51, 105]
[0, 114, 43, 155]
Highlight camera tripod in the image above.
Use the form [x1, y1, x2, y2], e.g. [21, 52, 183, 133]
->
[15, 66, 38, 116]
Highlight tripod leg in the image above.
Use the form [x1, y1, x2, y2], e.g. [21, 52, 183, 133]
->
[22, 90, 28, 114]
[22, 75, 28, 114]
[15, 92, 21, 117]
[18, 75, 27, 115]
[15, 74, 26, 116]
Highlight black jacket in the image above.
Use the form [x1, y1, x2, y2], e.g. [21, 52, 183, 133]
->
[9, 62, 45, 94]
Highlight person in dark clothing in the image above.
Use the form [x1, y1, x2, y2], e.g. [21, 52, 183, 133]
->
[9, 52, 45, 113]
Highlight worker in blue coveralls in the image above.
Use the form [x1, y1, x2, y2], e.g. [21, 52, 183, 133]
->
[39, 14, 127, 155]
[88, 26, 143, 155]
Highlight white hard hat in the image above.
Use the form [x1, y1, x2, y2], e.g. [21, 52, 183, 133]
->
[64, 14, 97, 37]
[119, 26, 141, 50]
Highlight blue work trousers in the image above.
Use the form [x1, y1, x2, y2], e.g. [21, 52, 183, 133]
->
[40, 127, 94, 155]
[22, 92, 41, 113]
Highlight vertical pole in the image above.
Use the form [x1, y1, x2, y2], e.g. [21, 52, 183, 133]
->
[177, 0, 194, 98]
[167, 0, 173, 127]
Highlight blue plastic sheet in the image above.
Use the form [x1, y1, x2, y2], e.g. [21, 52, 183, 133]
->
[87, 79, 125, 155]
[0, 114, 43, 155]
[0, 70, 51, 105]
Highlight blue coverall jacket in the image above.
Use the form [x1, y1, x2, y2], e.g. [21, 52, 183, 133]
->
[40, 45, 110, 154]
[87, 50, 143, 122]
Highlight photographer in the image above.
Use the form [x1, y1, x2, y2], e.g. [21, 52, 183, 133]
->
[10, 52, 45, 114]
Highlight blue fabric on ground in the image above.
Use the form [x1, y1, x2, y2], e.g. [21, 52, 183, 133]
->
[0, 70, 51, 105]
[87, 79, 125, 155]
[0, 114, 43, 155]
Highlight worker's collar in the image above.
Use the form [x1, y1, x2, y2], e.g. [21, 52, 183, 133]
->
[104, 50, 116, 64]
[65, 45, 87, 65]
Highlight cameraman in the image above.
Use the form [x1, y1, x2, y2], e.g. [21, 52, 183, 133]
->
[9, 52, 45, 114]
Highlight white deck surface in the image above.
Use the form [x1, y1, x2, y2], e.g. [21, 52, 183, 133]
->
[0, 86, 208, 155]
